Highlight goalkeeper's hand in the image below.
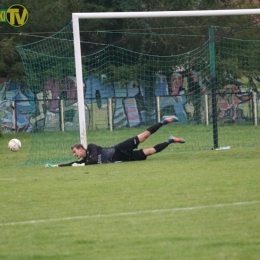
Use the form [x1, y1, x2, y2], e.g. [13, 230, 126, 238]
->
[45, 163, 59, 168]
[72, 163, 85, 167]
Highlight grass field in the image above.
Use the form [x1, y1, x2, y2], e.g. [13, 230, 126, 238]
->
[1, 131, 260, 259]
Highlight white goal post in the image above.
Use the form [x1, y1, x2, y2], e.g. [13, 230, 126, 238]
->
[72, 9, 260, 148]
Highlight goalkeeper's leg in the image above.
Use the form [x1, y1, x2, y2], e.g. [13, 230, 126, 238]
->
[143, 135, 185, 156]
[137, 115, 179, 144]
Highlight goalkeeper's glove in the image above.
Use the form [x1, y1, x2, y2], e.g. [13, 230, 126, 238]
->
[45, 163, 59, 168]
[72, 163, 85, 167]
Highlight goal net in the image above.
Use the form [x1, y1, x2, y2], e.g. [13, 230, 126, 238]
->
[15, 9, 260, 165]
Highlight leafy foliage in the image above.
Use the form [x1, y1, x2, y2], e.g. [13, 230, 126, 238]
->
[0, 0, 259, 82]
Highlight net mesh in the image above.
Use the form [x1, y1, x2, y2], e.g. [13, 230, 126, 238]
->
[15, 22, 260, 165]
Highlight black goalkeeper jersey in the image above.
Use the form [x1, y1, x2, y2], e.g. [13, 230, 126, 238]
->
[58, 136, 147, 167]
[59, 143, 116, 167]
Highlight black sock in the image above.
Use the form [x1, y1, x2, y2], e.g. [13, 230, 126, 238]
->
[167, 138, 174, 144]
[153, 142, 169, 153]
[146, 122, 163, 134]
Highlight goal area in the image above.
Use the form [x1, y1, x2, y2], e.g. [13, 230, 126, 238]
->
[15, 9, 260, 165]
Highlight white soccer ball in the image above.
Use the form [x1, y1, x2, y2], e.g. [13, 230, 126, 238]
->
[8, 139, 22, 152]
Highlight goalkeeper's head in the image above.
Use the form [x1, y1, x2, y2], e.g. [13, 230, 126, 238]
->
[71, 143, 86, 159]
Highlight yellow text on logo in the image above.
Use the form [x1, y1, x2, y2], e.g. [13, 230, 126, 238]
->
[0, 9, 7, 22]
[6, 4, 28, 27]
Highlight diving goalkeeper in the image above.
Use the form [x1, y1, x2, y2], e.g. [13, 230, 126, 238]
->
[45, 115, 185, 167]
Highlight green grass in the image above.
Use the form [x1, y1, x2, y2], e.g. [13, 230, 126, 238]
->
[22, 124, 260, 165]
[1, 132, 260, 259]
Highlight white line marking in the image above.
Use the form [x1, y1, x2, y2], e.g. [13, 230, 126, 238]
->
[0, 200, 259, 227]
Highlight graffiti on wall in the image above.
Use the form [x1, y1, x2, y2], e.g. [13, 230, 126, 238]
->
[0, 71, 259, 133]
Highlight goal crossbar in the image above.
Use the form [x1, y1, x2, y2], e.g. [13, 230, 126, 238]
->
[73, 9, 260, 19]
[72, 9, 260, 147]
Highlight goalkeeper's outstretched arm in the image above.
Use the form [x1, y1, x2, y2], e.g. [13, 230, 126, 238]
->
[59, 159, 85, 167]
[45, 159, 85, 168]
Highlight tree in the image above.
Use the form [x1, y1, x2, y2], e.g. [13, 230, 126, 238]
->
[0, 0, 121, 80]
[0, 0, 259, 81]
[111, 0, 260, 56]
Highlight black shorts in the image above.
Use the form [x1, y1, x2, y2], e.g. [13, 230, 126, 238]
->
[113, 136, 147, 162]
